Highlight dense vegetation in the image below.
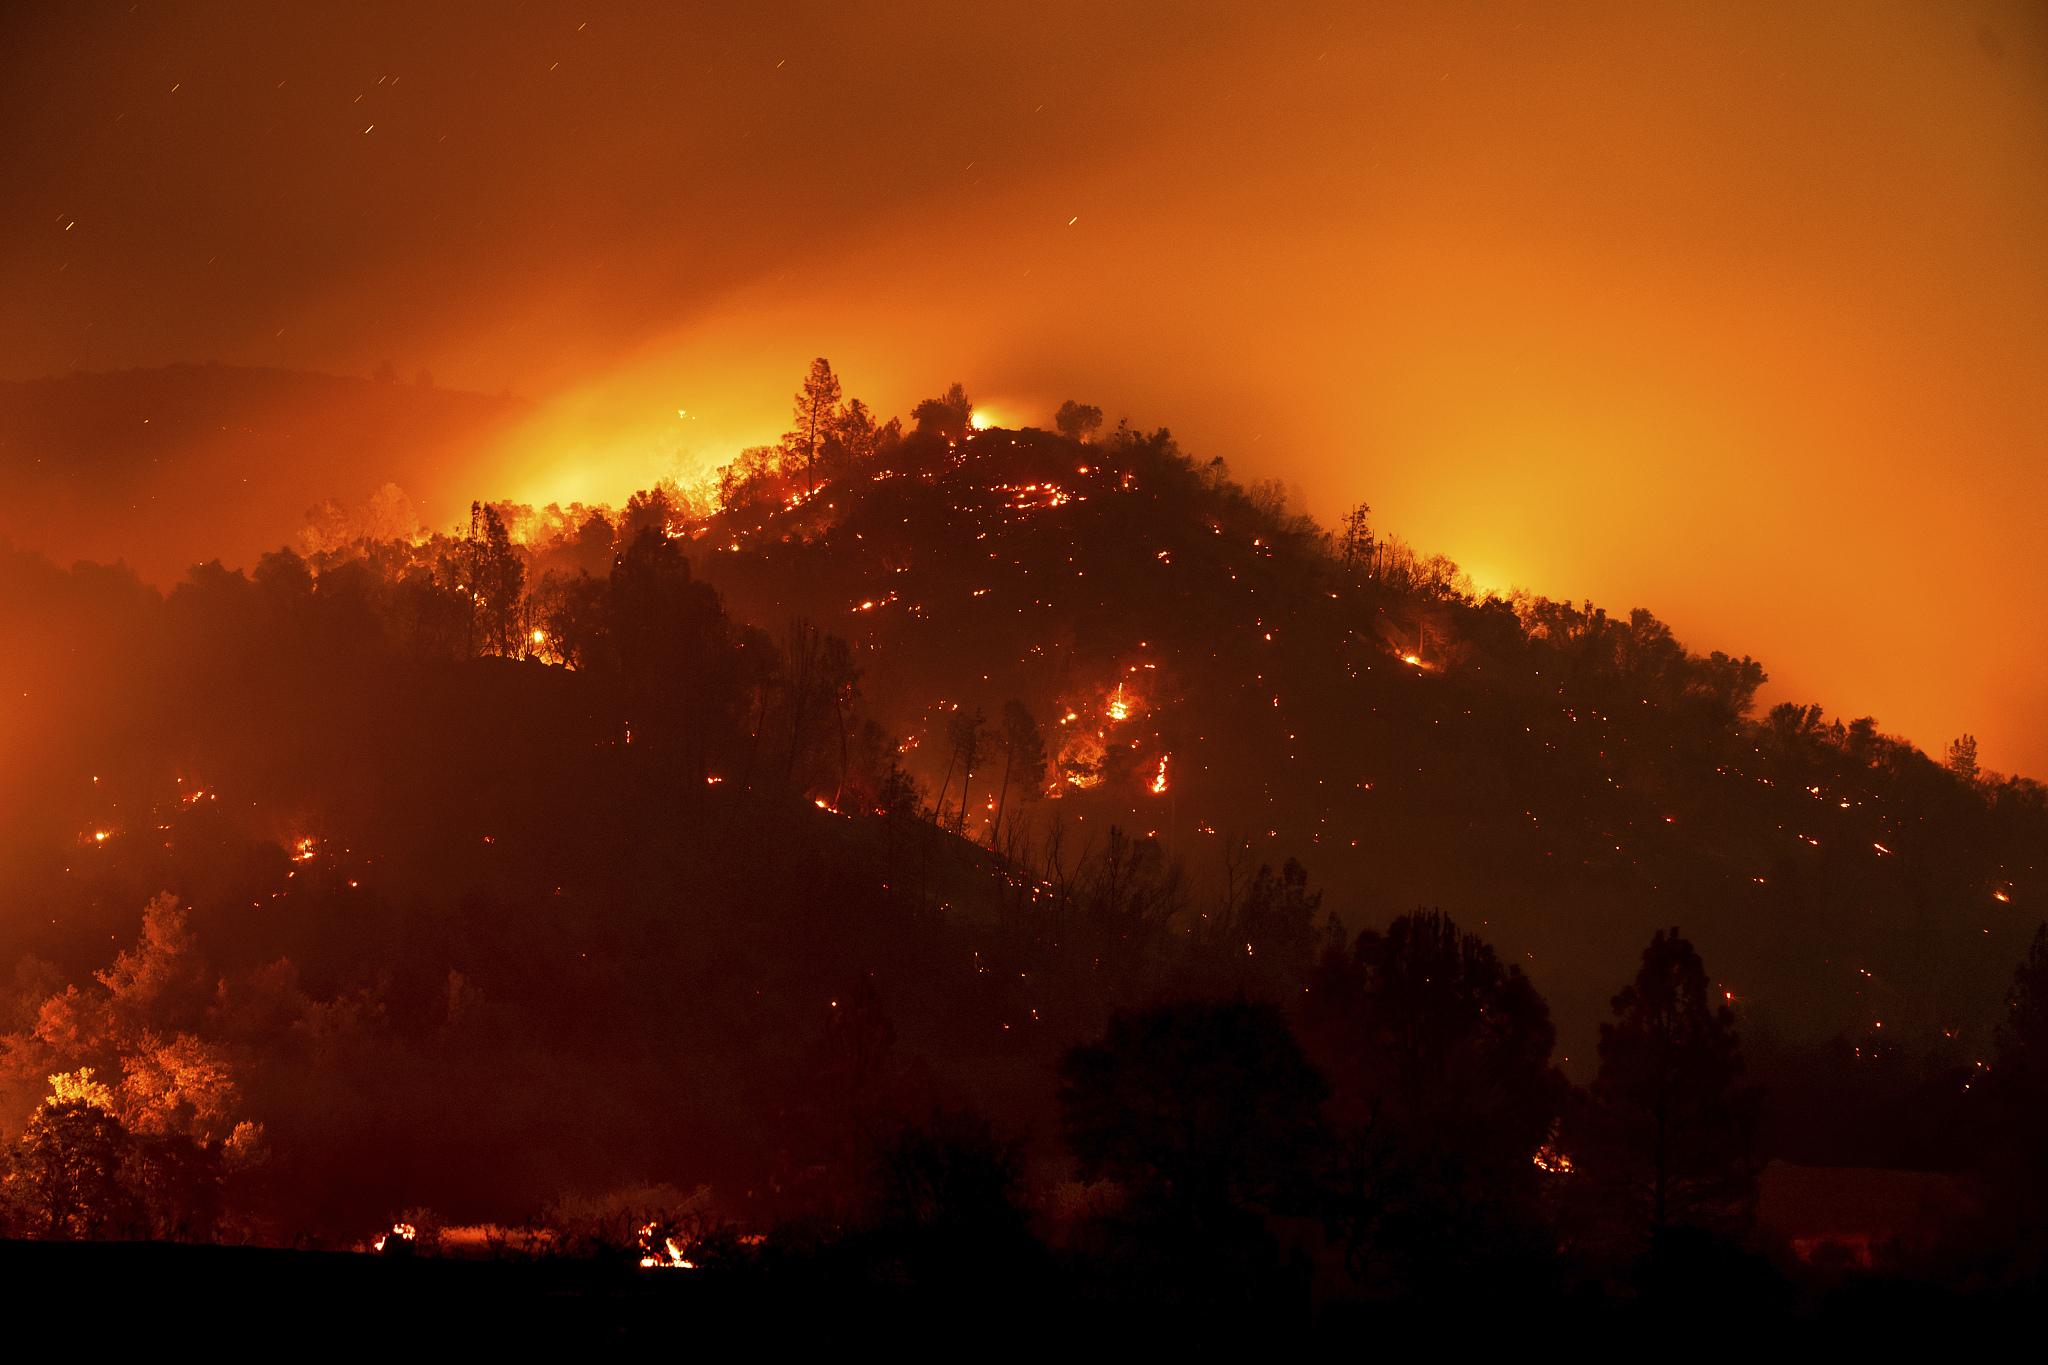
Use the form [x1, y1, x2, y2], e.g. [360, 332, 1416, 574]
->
[0, 362, 2043, 1309]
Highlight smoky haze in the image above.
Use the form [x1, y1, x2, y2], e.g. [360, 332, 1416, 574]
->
[4, 0, 2046, 777]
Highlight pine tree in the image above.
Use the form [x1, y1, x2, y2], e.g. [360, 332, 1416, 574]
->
[792, 358, 842, 493]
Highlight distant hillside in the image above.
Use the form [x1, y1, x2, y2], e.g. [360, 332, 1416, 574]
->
[0, 364, 526, 587]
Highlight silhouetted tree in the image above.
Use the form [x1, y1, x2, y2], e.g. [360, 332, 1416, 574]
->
[776, 618, 861, 792]
[1226, 858, 1340, 992]
[1989, 924, 2048, 1237]
[1054, 400, 1102, 442]
[790, 358, 843, 493]
[1947, 733, 1981, 782]
[866, 1108, 1043, 1289]
[619, 484, 680, 545]
[460, 501, 526, 657]
[715, 446, 782, 515]
[609, 527, 732, 783]
[1299, 910, 1563, 1288]
[531, 568, 612, 670]
[823, 396, 893, 472]
[989, 699, 1047, 847]
[912, 383, 973, 441]
[1569, 928, 1759, 1243]
[1339, 502, 1374, 575]
[943, 706, 986, 834]
[127, 1129, 224, 1240]
[1058, 999, 1326, 1299]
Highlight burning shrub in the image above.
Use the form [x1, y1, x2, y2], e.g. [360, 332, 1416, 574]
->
[538, 1182, 716, 1264]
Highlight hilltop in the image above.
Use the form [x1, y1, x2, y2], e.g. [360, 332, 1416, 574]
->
[0, 374, 2041, 1231]
[681, 413, 2043, 1069]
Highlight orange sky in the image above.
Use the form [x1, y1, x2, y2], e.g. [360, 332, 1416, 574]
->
[4, 1, 2045, 774]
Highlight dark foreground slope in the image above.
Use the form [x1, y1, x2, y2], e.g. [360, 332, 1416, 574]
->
[1, 1237, 2035, 1350]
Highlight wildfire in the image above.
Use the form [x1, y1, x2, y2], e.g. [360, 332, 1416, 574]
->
[637, 1221, 697, 1269]
[1151, 754, 1170, 794]
[1107, 687, 1129, 722]
[1532, 1145, 1574, 1174]
[995, 482, 1074, 510]
[291, 837, 317, 862]
[372, 1222, 417, 1253]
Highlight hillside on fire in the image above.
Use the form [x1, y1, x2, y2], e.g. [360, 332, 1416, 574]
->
[1, 364, 2044, 1293]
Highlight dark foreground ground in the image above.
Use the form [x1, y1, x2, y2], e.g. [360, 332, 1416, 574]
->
[2, 1240, 2040, 1353]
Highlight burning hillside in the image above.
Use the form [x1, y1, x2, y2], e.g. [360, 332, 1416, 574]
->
[0, 361, 2042, 1245]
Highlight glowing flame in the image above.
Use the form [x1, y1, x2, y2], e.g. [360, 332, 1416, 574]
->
[1151, 754, 1170, 795]
[372, 1221, 417, 1252]
[291, 837, 316, 862]
[1107, 687, 1130, 722]
[637, 1221, 698, 1269]
[1533, 1145, 1574, 1174]
[531, 628, 546, 644]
